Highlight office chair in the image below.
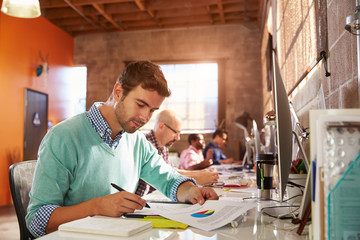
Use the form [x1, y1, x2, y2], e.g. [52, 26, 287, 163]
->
[9, 160, 37, 240]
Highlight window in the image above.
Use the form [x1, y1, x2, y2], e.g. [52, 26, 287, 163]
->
[69, 66, 87, 117]
[142, 62, 218, 131]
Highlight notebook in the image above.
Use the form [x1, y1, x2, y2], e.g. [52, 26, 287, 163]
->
[59, 216, 152, 237]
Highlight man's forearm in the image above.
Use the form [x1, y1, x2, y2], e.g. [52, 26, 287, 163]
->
[45, 191, 148, 234]
[176, 181, 197, 202]
[46, 198, 97, 234]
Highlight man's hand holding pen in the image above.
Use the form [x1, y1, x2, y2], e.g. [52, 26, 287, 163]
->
[94, 183, 151, 217]
[111, 183, 150, 208]
[93, 190, 147, 217]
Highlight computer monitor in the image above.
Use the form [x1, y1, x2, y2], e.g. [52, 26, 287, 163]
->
[272, 52, 293, 202]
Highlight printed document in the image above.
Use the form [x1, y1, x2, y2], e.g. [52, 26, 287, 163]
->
[136, 200, 256, 231]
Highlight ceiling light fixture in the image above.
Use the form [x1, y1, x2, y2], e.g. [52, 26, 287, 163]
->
[1, 0, 41, 18]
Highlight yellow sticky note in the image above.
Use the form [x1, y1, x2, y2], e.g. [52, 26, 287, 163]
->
[139, 219, 188, 229]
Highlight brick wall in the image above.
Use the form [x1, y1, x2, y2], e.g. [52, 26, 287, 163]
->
[259, 0, 359, 161]
[261, 0, 359, 130]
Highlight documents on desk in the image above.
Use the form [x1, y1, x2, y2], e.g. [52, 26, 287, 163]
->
[38, 164, 309, 240]
[132, 200, 257, 232]
[134, 164, 258, 232]
[157, 200, 256, 231]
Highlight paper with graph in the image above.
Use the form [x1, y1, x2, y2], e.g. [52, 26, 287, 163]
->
[150, 200, 256, 231]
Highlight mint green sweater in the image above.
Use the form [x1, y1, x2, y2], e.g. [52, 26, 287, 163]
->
[26, 113, 183, 228]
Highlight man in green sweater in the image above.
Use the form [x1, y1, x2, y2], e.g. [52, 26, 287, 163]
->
[26, 61, 218, 237]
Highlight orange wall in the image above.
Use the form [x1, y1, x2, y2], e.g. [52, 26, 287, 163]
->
[0, 11, 74, 205]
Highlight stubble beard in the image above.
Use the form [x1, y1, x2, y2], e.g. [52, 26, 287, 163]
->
[115, 102, 145, 133]
[120, 117, 146, 133]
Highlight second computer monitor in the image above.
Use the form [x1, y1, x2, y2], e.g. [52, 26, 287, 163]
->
[272, 51, 293, 202]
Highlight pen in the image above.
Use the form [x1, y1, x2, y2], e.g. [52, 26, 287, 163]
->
[111, 183, 151, 208]
[223, 184, 248, 188]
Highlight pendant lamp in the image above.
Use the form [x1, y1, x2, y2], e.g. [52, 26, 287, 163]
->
[1, 0, 41, 18]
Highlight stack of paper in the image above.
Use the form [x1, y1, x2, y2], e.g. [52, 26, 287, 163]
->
[59, 216, 152, 237]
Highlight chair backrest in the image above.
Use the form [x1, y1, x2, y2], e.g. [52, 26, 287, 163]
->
[9, 160, 37, 240]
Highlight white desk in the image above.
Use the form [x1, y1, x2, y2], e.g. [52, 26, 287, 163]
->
[37, 167, 310, 240]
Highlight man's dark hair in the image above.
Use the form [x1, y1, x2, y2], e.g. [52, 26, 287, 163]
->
[116, 60, 171, 99]
[212, 129, 228, 139]
[188, 134, 200, 145]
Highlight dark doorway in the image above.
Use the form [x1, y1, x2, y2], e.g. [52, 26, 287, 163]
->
[23, 89, 48, 161]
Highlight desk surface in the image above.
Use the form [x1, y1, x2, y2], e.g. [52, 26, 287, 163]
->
[38, 166, 310, 240]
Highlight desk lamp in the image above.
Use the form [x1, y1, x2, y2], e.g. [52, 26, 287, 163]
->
[235, 112, 254, 168]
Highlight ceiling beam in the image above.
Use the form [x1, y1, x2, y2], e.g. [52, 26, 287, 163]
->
[63, 0, 103, 31]
[155, 7, 208, 18]
[133, 0, 145, 11]
[217, 0, 225, 23]
[134, 0, 154, 17]
[40, 0, 130, 8]
[147, 0, 218, 11]
[133, 0, 161, 27]
[112, 12, 151, 22]
[160, 15, 210, 25]
[205, 5, 213, 24]
[92, 3, 125, 30]
[39, 0, 260, 36]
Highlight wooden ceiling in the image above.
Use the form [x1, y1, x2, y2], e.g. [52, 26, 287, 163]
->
[39, 0, 263, 36]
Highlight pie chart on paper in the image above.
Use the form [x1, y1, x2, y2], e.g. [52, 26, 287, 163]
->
[191, 209, 215, 218]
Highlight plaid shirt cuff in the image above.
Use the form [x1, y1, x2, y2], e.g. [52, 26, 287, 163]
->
[170, 177, 198, 202]
[29, 204, 59, 237]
